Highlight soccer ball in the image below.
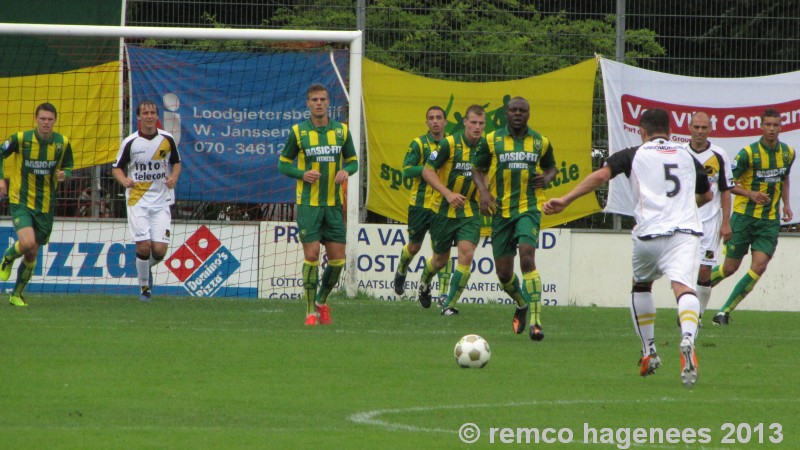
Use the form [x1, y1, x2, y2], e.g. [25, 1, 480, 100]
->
[454, 334, 491, 368]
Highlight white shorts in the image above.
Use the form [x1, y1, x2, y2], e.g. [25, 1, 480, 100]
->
[632, 232, 700, 289]
[127, 205, 172, 244]
[698, 214, 723, 266]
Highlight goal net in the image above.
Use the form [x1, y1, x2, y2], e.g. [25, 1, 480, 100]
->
[0, 23, 362, 298]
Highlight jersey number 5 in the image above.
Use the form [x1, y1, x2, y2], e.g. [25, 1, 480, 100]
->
[663, 163, 681, 197]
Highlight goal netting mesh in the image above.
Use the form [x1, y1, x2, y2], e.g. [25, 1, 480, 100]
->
[0, 24, 362, 298]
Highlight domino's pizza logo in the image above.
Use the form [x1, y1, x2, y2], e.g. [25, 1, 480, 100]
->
[166, 225, 240, 297]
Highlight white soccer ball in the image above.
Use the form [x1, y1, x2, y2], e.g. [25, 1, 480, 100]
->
[454, 334, 491, 368]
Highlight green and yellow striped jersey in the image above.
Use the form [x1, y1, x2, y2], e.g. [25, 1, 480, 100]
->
[0, 130, 74, 214]
[732, 139, 795, 220]
[472, 126, 556, 218]
[403, 132, 446, 209]
[425, 133, 482, 218]
[280, 119, 357, 207]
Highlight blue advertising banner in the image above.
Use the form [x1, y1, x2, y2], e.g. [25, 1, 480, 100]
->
[126, 46, 350, 203]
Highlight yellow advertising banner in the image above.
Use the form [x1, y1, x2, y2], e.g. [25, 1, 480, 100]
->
[364, 58, 601, 230]
[0, 60, 122, 173]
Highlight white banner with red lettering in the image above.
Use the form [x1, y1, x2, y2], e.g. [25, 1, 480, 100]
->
[600, 58, 800, 224]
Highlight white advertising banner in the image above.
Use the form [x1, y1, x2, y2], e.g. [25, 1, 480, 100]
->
[600, 58, 800, 224]
[0, 220, 259, 297]
[259, 222, 571, 306]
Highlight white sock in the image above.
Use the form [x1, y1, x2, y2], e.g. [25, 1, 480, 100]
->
[136, 256, 150, 289]
[696, 285, 711, 316]
[631, 291, 657, 356]
[149, 255, 160, 267]
[678, 293, 700, 343]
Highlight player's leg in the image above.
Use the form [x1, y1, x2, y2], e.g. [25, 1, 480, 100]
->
[419, 250, 448, 309]
[696, 265, 713, 320]
[135, 240, 153, 301]
[663, 233, 701, 387]
[715, 219, 775, 324]
[517, 213, 543, 341]
[127, 206, 154, 301]
[490, 216, 530, 334]
[0, 237, 24, 281]
[436, 255, 452, 305]
[1, 205, 32, 282]
[297, 205, 323, 325]
[147, 206, 173, 291]
[418, 215, 450, 308]
[716, 251, 769, 316]
[314, 206, 348, 325]
[9, 226, 40, 307]
[709, 212, 748, 288]
[150, 206, 172, 280]
[440, 218, 479, 315]
[696, 215, 722, 322]
[631, 236, 660, 376]
[395, 207, 430, 295]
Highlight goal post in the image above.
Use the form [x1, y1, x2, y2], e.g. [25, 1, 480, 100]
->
[0, 23, 363, 297]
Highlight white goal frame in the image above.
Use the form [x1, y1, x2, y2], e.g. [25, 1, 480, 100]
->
[0, 23, 364, 296]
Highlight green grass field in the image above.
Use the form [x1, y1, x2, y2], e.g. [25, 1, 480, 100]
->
[1, 293, 798, 449]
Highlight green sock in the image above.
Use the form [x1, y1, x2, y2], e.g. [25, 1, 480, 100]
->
[420, 259, 437, 286]
[397, 245, 413, 276]
[437, 259, 452, 297]
[12, 258, 36, 297]
[719, 269, 760, 313]
[302, 261, 319, 315]
[501, 274, 528, 308]
[316, 259, 345, 305]
[4, 242, 22, 262]
[523, 270, 542, 326]
[442, 264, 470, 308]
[709, 264, 728, 288]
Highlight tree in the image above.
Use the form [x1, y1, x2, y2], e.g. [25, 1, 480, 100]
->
[267, 1, 665, 81]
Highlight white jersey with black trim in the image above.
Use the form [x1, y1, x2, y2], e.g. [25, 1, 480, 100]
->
[605, 137, 710, 239]
[113, 129, 181, 207]
[686, 141, 734, 223]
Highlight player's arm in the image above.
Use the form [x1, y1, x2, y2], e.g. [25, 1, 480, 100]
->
[402, 140, 424, 179]
[781, 176, 792, 222]
[334, 128, 358, 184]
[164, 138, 182, 189]
[471, 138, 496, 214]
[166, 162, 182, 189]
[278, 125, 319, 183]
[717, 152, 734, 241]
[0, 135, 15, 197]
[111, 140, 135, 188]
[422, 166, 464, 209]
[729, 149, 770, 205]
[543, 165, 612, 215]
[693, 158, 713, 207]
[533, 139, 557, 189]
[56, 141, 75, 182]
[544, 146, 634, 215]
[422, 140, 464, 208]
[720, 189, 733, 241]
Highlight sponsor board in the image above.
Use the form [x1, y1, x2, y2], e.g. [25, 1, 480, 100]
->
[259, 222, 571, 306]
[0, 220, 258, 297]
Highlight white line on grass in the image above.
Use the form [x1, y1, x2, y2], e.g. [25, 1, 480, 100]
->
[350, 396, 798, 448]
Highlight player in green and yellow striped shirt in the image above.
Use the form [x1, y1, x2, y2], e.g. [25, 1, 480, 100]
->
[416, 105, 486, 316]
[393, 106, 452, 301]
[709, 109, 794, 325]
[472, 97, 556, 341]
[0, 102, 74, 306]
[278, 84, 358, 326]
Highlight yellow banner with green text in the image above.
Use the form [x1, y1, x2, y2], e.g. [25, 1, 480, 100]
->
[1, 60, 122, 173]
[364, 58, 601, 230]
